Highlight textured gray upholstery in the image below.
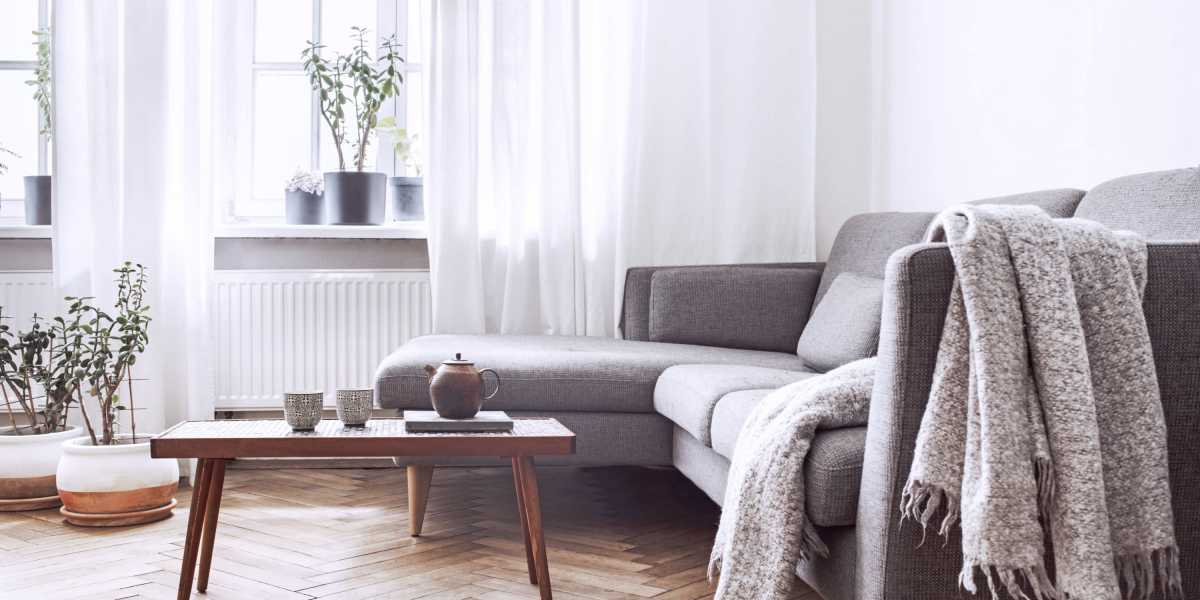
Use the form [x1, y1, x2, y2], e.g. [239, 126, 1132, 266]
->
[1075, 167, 1200, 240]
[376, 334, 805, 413]
[654, 365, 814, 445]
[622, 262, 824, 341]
[796, 273, 884, 372]
[816, 212, 935, 304]
[968, 187, 1084, 218]
[710, 388, 866, 527]
[649, 267, 821, 352]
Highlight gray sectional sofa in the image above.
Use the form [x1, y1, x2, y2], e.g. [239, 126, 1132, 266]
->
[375, 167, 1200, 600]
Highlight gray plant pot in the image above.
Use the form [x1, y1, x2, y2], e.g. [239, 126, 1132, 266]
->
[324, 172, 386, 225]
[285, 190, 325, 225]
[389, 177, 424, 221]
[23, 175, 51, 226]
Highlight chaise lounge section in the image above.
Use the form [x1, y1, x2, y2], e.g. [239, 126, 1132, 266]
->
[375, 167, 1200, 600]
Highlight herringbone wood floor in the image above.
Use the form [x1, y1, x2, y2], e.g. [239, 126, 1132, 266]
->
[0, 466, 819, 600]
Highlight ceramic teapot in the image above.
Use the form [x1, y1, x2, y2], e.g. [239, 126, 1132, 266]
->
[422, 353, 501, 419]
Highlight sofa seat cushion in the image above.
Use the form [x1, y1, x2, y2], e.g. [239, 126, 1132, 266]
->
[654, 365, 816, 445]
[711, 389, 866, 527]
[376, 334, 806, 413]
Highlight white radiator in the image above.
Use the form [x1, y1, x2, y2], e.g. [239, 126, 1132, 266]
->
[213, 269, 433, 409]
[0, 271, 58, 330]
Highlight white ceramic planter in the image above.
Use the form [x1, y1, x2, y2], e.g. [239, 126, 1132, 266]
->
[0, 426, 82, 510]
[57, 434, 180, 526]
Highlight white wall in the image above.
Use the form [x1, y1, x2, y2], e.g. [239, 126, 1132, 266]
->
[871, 0, 1200, 212]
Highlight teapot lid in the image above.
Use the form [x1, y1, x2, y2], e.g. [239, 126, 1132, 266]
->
[442, 352, 474, 365]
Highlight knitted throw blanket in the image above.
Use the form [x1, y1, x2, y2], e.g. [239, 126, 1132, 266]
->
[708, 357, 878, 599]
[903, 205, 1181, 600]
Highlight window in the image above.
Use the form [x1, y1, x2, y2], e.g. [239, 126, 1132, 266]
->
[0, 0, 48, 225]
[232, 0, 426, 222]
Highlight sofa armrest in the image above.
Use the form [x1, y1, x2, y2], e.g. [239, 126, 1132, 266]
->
[620, 262, 825, 341]
[856, 243, 959, 599]
[855, 241, 1200, 599]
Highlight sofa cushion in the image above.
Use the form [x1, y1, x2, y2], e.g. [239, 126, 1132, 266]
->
[710, 388, 866, 527]
[968, 188, 1083, 219]
[1075, 167, 1200, 240]
[816, 211, 934, 304]
[376, 334, 806, 413]
[648, 267, 820, 352]
[654, 364, 815, 445]
[796, 273, 884, 372]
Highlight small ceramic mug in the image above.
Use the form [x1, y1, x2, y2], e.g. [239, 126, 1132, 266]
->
[284, 392, 324, 431]
[336, 389, 374, 427]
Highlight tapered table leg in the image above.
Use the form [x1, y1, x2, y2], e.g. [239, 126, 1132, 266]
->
[511, 457, 538, 584]
[407, 465, 434, 536]
[177, 459, 212, 600]
[196, 459, 228, 592]
[516, 456, 552, 600]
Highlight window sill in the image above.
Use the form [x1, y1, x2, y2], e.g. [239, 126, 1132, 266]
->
[214, 222, 428, 240]
[0, 225, 52, 239]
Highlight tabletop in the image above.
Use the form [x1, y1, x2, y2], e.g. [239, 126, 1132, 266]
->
[151, 418, 576, 459]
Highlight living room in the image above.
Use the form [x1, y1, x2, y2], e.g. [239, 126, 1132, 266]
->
[1, 1, 1197, 599]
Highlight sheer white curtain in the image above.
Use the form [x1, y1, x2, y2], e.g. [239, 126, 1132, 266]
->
[427, 0, 816, 336]
[52, 0, 230, 443]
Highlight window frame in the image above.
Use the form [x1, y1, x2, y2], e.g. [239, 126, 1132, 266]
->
[234, 0, 423, 223]
[0, 0, 50, 224]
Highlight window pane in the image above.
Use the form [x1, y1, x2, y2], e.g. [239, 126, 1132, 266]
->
[255, 0, 313, 62]
[0, 1, 38, 60]
[253, 72, 313, 202]
[405, 0, 426, 65]
[402, 73, 423, 176]
[0, 71, 39, 201]
[321, 0, 377, 58]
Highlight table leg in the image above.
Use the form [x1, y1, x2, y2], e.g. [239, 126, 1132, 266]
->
[196, 459, 229, 592]
[516, 456, 552, 600]
[407, 465, 434, 536]
[177, 459, 212, 600]
[511, 457, 538, 584]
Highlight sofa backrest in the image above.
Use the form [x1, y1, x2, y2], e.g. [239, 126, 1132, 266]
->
[968, 188, 1084, 218]
[1075, 167, 1200, 240]
[816, 212, 935, 305]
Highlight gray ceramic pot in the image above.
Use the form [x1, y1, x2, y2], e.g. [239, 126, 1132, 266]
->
[283, 391, 324, 431]
[23, 176, 51, 226]
[324, 172, 386, 225]
[285, 190, 324, 224]
[389, 177, 424, 221]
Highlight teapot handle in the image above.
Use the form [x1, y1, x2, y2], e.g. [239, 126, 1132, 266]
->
[479, 368, 501, 400]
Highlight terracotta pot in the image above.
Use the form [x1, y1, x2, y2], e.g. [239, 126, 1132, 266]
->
[0, 426, 82, 511]
[56, 434, 180, 527]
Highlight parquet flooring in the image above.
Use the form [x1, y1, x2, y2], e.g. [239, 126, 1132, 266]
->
[0, 466, 820, 600]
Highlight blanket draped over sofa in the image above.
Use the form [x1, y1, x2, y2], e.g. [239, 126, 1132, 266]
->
[711, 205, 1181, 600]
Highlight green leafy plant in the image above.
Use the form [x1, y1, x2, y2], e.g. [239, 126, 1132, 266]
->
[0, 309, 82, 435]
[0, 145, 17, 176]
[377, 117, 421, 176]
[26, 28, 51, 139]
[301, 27, 405, 172]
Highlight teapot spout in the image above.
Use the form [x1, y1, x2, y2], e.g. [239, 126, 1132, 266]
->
[423, 364, 438, 378]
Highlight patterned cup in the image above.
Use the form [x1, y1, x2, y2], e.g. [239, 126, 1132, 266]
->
[336, 389, 374, 427]
[284, 392, 324, 431]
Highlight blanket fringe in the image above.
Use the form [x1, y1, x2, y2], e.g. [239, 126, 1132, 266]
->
[960, 560, 1059, 600]
[1115, 545, 1183, 600]
[900, 480, 960, 542]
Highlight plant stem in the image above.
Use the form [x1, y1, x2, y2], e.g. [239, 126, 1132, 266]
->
[75, 388, 98, 446]
[127, 366, 136, 442]
[0, 384, 22, 433]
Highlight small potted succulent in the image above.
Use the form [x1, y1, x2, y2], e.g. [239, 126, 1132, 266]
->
[284, 168, 325, 224]
[378, 117, 423, 221]
[23, 28, 52, 226]
[54, 263, 180, 527]
[302, 27, 405, 225]
[0, 308, 84, 512]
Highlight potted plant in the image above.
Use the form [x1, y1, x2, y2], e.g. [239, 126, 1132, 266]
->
[284, 168, 325, 224]
[55, 263, 181, 527]
[378, 117, 423, 221]
[0, 308, 84, 511]
[302, 27, 404, 225]
[23, 27, 52, 226]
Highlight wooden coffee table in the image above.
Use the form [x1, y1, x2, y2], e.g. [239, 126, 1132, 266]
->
[152, 418, 575, 600]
